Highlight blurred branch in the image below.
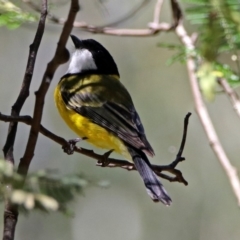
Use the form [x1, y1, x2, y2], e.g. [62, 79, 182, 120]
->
[17, 0, 80, 177]
[218, 78, 240, 119]
[2, 1, 79, 240]
[153, 0, 163, 24]
[2, 0, 48, 239]
[171, 0, 240, 205]
[23, 0, 150, 28]
[22, 0, 85, 27]
[98, 0, 151, 27]
[23, 0, 174, 36]
[0, 112, 190, 185]
[80, 23, 172, 36]
[170, 0, 182, 27]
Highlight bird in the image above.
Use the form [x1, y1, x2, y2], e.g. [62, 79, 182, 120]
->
[54, 35, 172, 205]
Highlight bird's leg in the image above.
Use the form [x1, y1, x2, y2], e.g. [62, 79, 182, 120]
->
[98, 149, 114, 167]
[62, 137, 87, 155]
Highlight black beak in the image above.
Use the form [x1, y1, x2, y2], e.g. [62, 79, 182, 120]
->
[70, 35, 82, 48]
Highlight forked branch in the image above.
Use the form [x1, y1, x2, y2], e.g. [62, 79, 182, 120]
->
[2, 1, 48, 240]
[17, 0, 80, 177]
[0, 112, 191, 185]
[172, 0, 240, 205]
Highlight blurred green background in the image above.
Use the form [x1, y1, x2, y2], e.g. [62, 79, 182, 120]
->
[1, 1, 240, 239]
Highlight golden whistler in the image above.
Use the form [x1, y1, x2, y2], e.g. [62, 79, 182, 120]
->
[54, 35, 171, 205]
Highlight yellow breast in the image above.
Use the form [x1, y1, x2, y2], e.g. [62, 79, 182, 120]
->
[54, 84, 131, 160]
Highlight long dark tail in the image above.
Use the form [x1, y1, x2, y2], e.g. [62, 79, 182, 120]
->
[128, 147, 172, 205]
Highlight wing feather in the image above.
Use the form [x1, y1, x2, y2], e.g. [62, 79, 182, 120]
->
[60, 75, 154, 156]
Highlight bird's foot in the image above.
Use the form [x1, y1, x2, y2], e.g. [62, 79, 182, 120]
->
[98, 149, 114, 167]
[62, 137, 87, 155]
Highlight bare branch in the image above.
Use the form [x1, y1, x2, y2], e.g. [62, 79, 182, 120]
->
[23, 0, 173, 36]
[148, 0, 170, 30]
[23, 0, 149, 28]
[218, 78, 240, 119]
[81, 23, 172, 36]
[3, 1, 47, 165]
[177, 112, 191, 158]
[97, 0, 151, 28]
[152, 0, 164, 26]
[17, 0, 80, 177]
[0, 112, 190, 185]
[3, 207, 18, 240]
[151, 112, 191, 185]
[170, 0, 182, 27]
[2, 1, 48, 240]
[172, 0, 240, 205]
[81, 0, 173, 37]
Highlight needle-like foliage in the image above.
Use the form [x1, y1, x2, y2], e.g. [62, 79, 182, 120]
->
[0, 159, 90, 214]
[159, 0, 240, 100]
[186, 0, 240, 60]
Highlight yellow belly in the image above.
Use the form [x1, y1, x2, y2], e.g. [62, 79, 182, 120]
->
[54, 85, 131, 160]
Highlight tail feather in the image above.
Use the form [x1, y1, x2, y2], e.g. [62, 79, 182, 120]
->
[128, 147, 172, 205]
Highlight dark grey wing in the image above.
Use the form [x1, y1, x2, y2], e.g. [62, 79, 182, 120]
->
[62, 89, 155, 156]
[78, 102, 154, 156]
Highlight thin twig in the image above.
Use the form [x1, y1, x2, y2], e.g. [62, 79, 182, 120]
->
[171, 0, 240, 205]
[97, 0, 151, 28]
[148, 0, 166, 30]
[152, 112, 191, 185]
[177, 112, 191, 158]
[3, 1, 47, 165]
[218, 78, 240, 119]
[152, 0, 164, 26]
[80, 23, 173, 36]
[17, 0, 80, 177]
[0, 112, 190, 185]
[2, 1, 48, 240]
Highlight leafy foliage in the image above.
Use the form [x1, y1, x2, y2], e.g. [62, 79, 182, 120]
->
[214, 62, 240, 87]
[157, 43, 197, 65]
[0, 0, 36, 29]
[197, 62, 240, 101]
[157, 43, 187, 65]
[185, 0, 240, 60]
[185, 0, 240, 99]
[159, 0, 240, 101]
[0, 159, 90, 214]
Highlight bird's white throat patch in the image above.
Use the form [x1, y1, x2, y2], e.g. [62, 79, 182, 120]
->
[67, 49, 97, 74]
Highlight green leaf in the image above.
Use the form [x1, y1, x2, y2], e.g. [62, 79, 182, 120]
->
[197, 62, 218, 101]
[184, 0, 240, 60]
[214, 63, 240, 87]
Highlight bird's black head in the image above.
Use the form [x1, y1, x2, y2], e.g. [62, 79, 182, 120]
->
[67, 35, 119, 76]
